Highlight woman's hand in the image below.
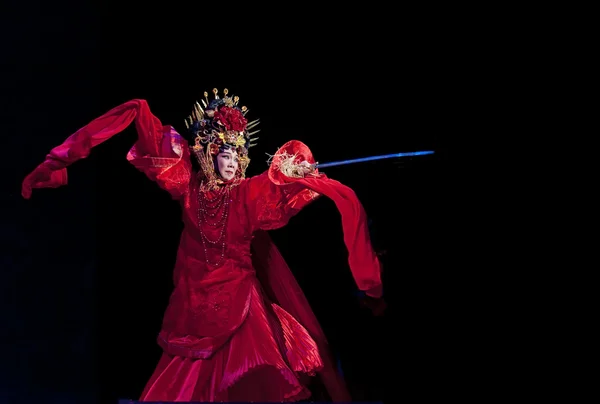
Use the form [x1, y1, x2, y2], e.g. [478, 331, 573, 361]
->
[298, 161, 316, 176]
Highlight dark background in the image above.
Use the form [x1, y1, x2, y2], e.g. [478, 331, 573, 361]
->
[1, 2, 467, 404]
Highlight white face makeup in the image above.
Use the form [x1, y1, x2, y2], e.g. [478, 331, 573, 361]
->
[215, 148, 239, 181]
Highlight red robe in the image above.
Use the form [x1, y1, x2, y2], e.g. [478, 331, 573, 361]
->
[21, 99, 383, 402]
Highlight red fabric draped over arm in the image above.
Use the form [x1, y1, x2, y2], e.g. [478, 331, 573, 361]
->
[267, 140, 383, 298]
[21, 99, 192, 200]
[245, 171, 321, 231]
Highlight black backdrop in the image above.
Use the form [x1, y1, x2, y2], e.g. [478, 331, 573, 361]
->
[0, 2, 464, 404]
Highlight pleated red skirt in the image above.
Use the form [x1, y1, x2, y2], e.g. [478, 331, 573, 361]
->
[139, 283, 324, 402]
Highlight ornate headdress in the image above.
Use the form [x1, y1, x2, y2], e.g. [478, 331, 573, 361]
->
[185, 88, 260, 190]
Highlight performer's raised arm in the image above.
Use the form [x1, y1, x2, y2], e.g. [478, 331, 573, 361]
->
[245, 140, 383, 298]
[21, 99, 192, 200]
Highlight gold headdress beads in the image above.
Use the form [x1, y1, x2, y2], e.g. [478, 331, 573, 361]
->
[184, 88, 260, 191]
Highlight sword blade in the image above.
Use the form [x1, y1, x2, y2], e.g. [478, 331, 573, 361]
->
[316, 151, 434, 168]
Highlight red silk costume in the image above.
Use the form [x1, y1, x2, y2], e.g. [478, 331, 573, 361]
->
[21, 99, 383, 402]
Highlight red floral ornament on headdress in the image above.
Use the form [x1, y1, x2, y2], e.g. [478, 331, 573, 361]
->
[213, 106, 248, 132]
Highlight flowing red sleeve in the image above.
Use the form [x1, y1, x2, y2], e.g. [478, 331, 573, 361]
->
[245, 171, 321, 231]
[247, 140, 383, 298]
[21, 99, 192, 200]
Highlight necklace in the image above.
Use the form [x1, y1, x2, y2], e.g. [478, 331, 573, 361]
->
[197, 185, 231, 267]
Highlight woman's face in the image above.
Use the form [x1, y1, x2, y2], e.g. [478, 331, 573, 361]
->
[215, 148, 239, 181]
